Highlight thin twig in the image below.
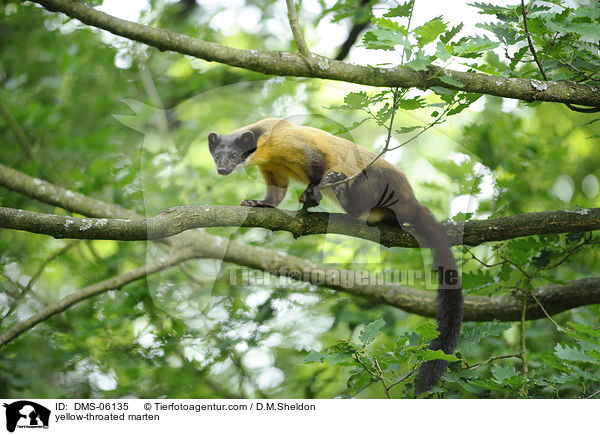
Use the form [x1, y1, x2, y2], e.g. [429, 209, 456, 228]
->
[468, 249, 507, 268]
[25, 241, 78, 294]
[179, 262, 215, 284]
[355, 353, 378, 377]
[285, 0, 313, 68]
[387, 107, 448, 151]
[523, 235, 594, 332]
[384, 98, 455, 153]
[554, 55, 600, 112]
[322, 88, 402, 188]
[228, 350, 267, 399]
[386, 365, 418, 390]
[534, 235, 591, 276]
[0, 271, 27, 296]
[540, 32, 559, 66]
[586, 390, 600, 399]
[528, 290, 562, 330]
[519, 0, 597, 124]
[501, 253, 532, 280]
[466, 353, 522, 370]
[520, 0, 548, 81]
[0, 100, 35, 159]
[0, 247, 199, 349]
[558, 56, 600, 82]
[373, 357, 392, 398]
[520, 296, 528, 396]
[0, 241, 79, 325]
[505, 48, 538, 63]
[564, 104, 600, 114]
[357, 352, 417, 397]
[355, 353, 392, 399]
[399, 0, 415, 66]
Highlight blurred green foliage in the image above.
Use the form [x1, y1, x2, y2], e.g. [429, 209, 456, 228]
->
[0, 0, 598, 399]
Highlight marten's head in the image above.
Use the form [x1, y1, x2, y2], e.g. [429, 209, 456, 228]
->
[208, 130, 258, 175]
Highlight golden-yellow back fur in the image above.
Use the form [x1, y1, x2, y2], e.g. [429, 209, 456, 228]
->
[238, 118, 413, 203]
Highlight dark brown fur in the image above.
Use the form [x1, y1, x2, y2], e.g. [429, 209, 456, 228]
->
[208, 118, 463, 393]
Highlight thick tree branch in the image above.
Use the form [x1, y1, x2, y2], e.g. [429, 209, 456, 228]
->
[1, 163, 599, 339]
[2, 231, 599, 349]
[1, 204, 598, 247]
[3, 162, 597, 248]
[208, 239, 600, 321]
[30, 0, 600, 107]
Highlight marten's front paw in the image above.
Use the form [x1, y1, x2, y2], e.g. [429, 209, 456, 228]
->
[325, 172, 348, 184]
[240, 199, 274, 207]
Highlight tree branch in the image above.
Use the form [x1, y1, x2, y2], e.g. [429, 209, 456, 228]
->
[0, 163, 138, 219]
[521, 0, 548, 82]
[520, 1, 600, 115]
[29, 0, 600, 107]
[0, 241, 79, 325]
[0, 247, 200, 349]
[1, 210, 599, 343]
[1, 204, 598, 247]
[2, 229, 600, 350]
[4, 161, 597, 248]
[1, 164, 599, 329]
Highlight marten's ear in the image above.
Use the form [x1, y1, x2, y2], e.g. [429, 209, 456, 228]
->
[239, 131, 256, 149]
[208, 132, 220, 154]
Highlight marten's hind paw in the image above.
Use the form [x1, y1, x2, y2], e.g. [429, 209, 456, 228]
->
[240, 199, 274, 207]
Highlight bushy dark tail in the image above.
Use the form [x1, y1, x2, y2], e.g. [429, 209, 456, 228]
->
[410, 204, 463, 395]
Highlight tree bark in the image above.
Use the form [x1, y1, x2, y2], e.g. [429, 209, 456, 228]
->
[1, 204, 598, 247]
[1, 167, 599, 333]
[31, 0, 600, 107]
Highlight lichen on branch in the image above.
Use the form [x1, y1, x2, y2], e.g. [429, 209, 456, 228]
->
[31, 0, 600, 107]
[0, 204, 598, 247]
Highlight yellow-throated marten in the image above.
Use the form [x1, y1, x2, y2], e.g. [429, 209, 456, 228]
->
[208, 118, 463, 393]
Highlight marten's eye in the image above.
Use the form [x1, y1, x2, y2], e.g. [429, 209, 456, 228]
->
[215, 153, 221, 159]
[231, 153, 238, 159]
